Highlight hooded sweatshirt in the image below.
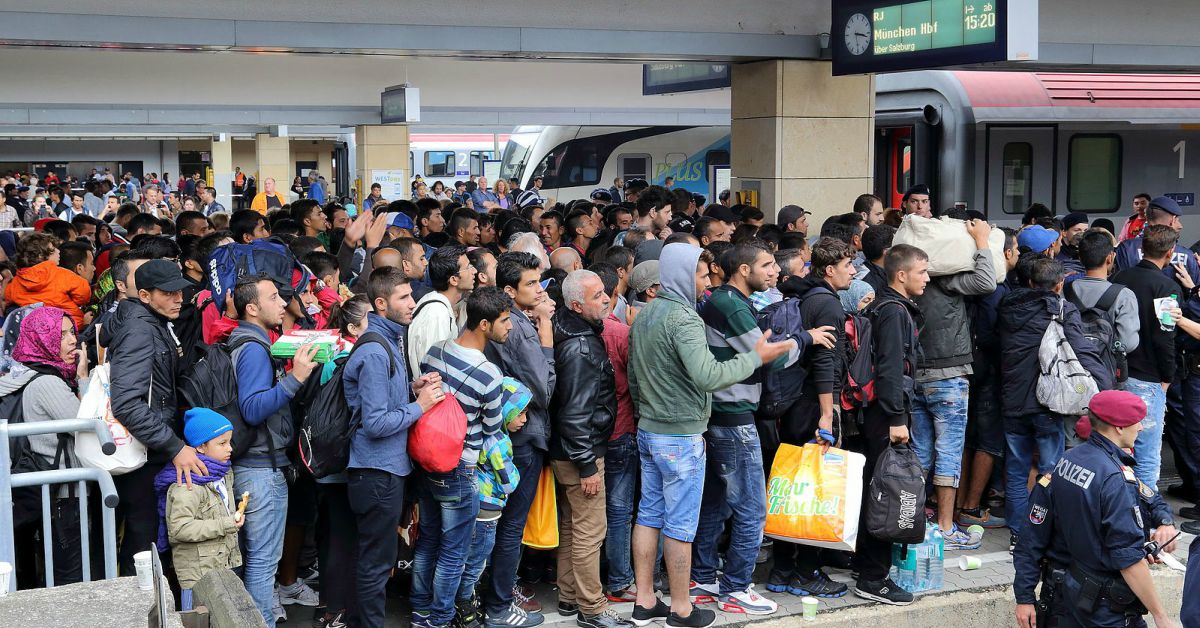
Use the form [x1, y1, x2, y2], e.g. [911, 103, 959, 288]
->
[628, 243, 762, 435]
[5, 260, 91, 328]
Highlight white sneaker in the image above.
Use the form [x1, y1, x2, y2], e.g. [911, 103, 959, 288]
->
[717, 586, 778, 615]
[688, 581, 719, 605]
[278, 579, 321, 606]
[272, 587, 288, 622]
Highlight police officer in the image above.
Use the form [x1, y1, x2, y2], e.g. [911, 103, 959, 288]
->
[1013, 390, 1179, 628]
[1182, 536, 1200, 625]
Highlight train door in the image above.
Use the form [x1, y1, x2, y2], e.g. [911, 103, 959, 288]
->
[985, 126, 1055, 219]
[876, 126, 913, 208]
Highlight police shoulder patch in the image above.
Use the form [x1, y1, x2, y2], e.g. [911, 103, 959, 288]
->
[1138, 481, 1155, 499]
[1121, 465, 1137, 484]
[1037, 474, 1052, 487]
[1030, 504, 1048, 525]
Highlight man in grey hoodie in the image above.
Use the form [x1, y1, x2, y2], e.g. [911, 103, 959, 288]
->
[627, 243, 793, 628]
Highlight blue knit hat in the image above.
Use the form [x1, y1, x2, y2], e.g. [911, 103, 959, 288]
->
[500, 377, 532, 429]
[183, 408, 233, 448]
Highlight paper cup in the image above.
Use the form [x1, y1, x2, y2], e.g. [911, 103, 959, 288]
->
[958, 555, 982, 571]
[966, 524, 985, 537]
[0, 561, 12, 596]
[134, 550, 154, 591]
[801, 596, 819, 621]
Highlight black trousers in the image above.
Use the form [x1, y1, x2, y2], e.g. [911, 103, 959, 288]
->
[113, 464, 161, 575]
[317, 482, 360, 622]
[851, 410, 899, 583]
[348, 468, 406, 628]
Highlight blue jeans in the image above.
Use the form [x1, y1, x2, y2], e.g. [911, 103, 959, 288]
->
[1122, 377, 1166, 488]
[910, 376, 970, 488]
[484, 444, 543, 616]
[604, 433, 638, 592]
[458, 516, 499, 602]
[1004, 414, 1063, 538]
[412, 461, 481, 627]
[233, 465, 289, 628]
[691, 424, 766, 593]
[635, 429, 705, 543]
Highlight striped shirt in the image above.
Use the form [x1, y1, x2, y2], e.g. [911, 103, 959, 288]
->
[420, 339, 503, 463]
[702, 285, 798, 422]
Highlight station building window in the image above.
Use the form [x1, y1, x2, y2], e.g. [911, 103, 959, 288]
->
[425, 151, 455, 177]
[1001, 142, 1033, 214]
[1068, 134, 1121, 212]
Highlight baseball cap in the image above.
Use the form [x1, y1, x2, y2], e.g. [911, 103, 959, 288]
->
[1149, 195, 1184, 217]
[703, 204, 740, 224]
[1086, 390, 1147, 428]
[386, 212, 415, 231]
[669, 215, 696, 234]
[1017, 225, 1059, 254]
[629, 260, 660, 294]
[135, 259, 192, 292]
[777, 205, 810, 227]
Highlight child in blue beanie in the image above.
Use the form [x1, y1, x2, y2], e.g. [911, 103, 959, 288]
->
[155, 407, 244, 610]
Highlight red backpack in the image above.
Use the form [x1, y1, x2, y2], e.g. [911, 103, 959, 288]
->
[408, 360, 485, 473]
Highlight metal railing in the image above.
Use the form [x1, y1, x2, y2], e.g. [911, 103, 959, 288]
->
[0, 418, 118, 593]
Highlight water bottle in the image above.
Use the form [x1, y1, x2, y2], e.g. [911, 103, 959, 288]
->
[1160, 294, 1179, 331]
[928, 524, 944, 590]
[889, 543, 915, 591]
[914, 538, 930, 591]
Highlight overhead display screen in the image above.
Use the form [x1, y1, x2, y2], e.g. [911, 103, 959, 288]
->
[833, 0, 1037, 75]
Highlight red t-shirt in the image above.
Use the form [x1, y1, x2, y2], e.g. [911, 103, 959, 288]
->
[600, 312, 635, 440]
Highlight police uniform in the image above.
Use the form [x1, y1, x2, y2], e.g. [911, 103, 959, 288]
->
[1182, 536, 1200, 625]
[1013, 391, 1173, 627]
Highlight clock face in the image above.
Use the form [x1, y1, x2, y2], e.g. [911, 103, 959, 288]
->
[844, 12, 872, 56]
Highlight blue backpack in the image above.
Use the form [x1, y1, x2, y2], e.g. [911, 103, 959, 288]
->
[755, 297, 808, 418]
[207, 239, 307, 307]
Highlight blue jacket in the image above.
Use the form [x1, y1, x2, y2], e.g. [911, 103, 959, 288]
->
[231, 323, 301, 467]
[485, 309, 555, 451]
[308, 180, 326, 204]
[344, 313, 424, 476]
[470, 189, 500, 212]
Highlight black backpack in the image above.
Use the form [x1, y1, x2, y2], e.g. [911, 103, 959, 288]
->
[754, 297, 808, 418]
[179, 335, 272, 461]
[3, 367, 72, 528]
[1064, 282, 1127, 383]
[295, 332, 394, 479]
[865, 443, 927, 544]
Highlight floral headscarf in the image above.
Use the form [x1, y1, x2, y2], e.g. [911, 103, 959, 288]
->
[12, 306, 77, 384]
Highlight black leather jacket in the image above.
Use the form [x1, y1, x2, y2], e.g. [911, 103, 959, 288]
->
[549, 309, 615, 476]
[108, 299, 185, 462]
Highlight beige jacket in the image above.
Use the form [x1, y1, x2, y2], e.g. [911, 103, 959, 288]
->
[165, 473, 242, 589]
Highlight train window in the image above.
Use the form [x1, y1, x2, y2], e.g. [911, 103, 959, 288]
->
[1001, 142, 1033, 214]
[424, 151, 455, 177]
[620, 154, 651, 181]
[1068, 135, 1122, 212]
[705, 150, 730, 173]
[470, 150, 497, 176]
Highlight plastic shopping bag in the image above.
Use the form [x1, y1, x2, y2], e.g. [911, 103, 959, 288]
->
[764, 442, 865, 551]
[74, 364, 147, 475]
[521, 466, 559, 549]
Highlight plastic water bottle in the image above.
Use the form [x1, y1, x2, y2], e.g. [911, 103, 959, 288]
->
[927, 524, 944, 590]
[1159, 294, 1179, 331]
[889, 543, 915, 591]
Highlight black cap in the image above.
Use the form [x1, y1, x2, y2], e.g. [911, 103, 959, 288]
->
[135, 259, 192, 292]
[703, 204, 740, 224]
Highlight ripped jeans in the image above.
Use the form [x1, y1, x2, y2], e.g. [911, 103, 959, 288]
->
[1122, 377, 1166, 488]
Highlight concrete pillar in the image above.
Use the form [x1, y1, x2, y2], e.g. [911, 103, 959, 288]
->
[255, 133, 291, 202]
[730, 60, 874, 226]
[210, 136, 233, 210]
[355, 125, 409, 204]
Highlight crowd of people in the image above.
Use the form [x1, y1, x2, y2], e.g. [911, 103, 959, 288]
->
[1, 171, 1196, 628]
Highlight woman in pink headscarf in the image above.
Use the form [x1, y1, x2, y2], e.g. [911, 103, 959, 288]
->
[0, 305, 88, 586]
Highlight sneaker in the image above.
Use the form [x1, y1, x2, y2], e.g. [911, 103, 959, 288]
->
[852, 577, 914, 606]
[278, 580, 322, 607]
[687, 581, 718, 605]
[787, 570, 849, 598]
[665, 608, 716, 628]
[578, 608, 633, 628]
[513, 584, 543, 613]
[631, 599, 671, 627]
[765, 571, 791, 594]
[717, 586, 778, 615]
[314, 612, 347, 628]
[456, 598, 484, 628]
[413, 610, 434, 628]
[942, 524, 983, 551]
[272, 587, 288, 622]
[486, 603, 546, 628]
[957, 507, 1007, 529]
[606, 586, 638, 604]
[558, 601, 580, 617]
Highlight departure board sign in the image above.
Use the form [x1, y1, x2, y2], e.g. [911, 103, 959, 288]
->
[643, 64, 730, 95]
[832, 0, 1037, 75]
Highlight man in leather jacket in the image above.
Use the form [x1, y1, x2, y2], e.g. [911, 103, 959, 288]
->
[550, 269, 625, 628]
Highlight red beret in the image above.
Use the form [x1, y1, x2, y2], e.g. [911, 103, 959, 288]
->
[1086, 390, 1147, 428]
[33, 218, 54, 232]
[1074, 416, 1092, 441]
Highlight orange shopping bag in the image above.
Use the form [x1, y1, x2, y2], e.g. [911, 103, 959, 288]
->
[521, 466, 559, 549]
[764, 442, 865, 551]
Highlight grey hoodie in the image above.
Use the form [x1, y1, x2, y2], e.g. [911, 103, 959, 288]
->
[0, 367, 82, 468]
[658, 242, 702, 302]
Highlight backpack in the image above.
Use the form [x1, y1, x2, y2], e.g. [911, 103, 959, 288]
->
[0, 303, 42, 375]
[1064, 282, 1128, 383]
[841, 311, 876, 414]
[179, 335, 273, 462]
[206, 240, 308, 310]
[865, 443, 927, 544]
[1036, 301, 1100, 416]
[755, 297, 808, 417]
[3, 367, 71, 528]
[296, 332, 393, 479]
